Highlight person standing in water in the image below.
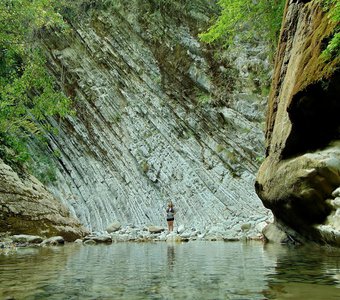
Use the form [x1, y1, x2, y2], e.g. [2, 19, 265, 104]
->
[166, 201, 176, 232]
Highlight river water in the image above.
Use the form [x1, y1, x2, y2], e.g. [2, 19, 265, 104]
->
[0, 241, 339, 299]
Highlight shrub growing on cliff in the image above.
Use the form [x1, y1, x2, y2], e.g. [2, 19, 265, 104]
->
[0, 0, 72, 169]
[199, 0, 286, 51]
[317, 0, 340, 61]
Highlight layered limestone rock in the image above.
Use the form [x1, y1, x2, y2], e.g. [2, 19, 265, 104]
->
[0, 159, 88, 241]
[27, 0, 273, 235]
[256, 0, 340, 245]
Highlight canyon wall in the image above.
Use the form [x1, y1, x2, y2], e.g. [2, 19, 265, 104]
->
[27, 0, 271, 235]
[256, 0, 340, 245]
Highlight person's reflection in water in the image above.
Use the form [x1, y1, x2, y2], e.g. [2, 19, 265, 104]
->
[167, 245, 176, 271]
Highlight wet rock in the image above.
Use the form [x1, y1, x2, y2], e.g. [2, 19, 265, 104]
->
[331, 197, 340, 209]
[317, 225, 340, 246]
[177, 224, 185, 234]
[83, 235, 112, 244]
[166, 233, 182, 243]
[262, 224, 288, 244]
[83, 239, 96, 245]
[179, 231, 192, 239]
[0, 241, 17, 254]
[332, 188, 340, 198]
[66, 222, 269, 244]
[12, 235, 43, 244]
[42, 236, 65, 246]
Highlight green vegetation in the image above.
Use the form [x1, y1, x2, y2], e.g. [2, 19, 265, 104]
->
[216, 144, 225, 153]
[200, 0, 339, 61]
[199, 0, 286, 50]
[0, 0, 72, 170]
[317, 0, 340, 60]
[198, 0, 285, 102]
[197, 92, 212, 106]
[28, 142, 59, 184]
[141, 160, 150, 173]
[225, 150, 237, 164]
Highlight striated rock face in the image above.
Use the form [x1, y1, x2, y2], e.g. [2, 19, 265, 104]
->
[256, 0, 340, 245]
[0, 159, 88, 241]
[27, 0, 273, 235]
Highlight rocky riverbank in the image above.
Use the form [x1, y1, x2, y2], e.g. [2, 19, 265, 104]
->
[0, 220, 268, 253]
[83, 222, 267, 244]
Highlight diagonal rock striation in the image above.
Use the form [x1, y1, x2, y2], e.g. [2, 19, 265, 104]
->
[32, 1, 272, 235]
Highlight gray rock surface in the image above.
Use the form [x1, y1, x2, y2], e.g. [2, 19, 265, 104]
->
[32, 1, 272, 235]
[147, 225, 164, 234]
[83, 234, 112, 244]
[106, 221, 122, 233]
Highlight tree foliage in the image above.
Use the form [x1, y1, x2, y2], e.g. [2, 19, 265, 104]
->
[200, 0, 339, 61]
[199, 0, 286, 50]
[317, 0, 340, 61]
[0, 0, 72, 167]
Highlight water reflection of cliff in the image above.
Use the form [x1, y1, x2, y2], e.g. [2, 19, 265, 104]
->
[262, 244, 340, 299]
[0, 246, 78, 299]
[1, 242, 340, 299]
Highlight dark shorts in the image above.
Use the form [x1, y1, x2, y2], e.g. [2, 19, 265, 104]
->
[167, 218, 174, 221]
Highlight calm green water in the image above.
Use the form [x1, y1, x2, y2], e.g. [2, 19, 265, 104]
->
[0, 241, 339, 300]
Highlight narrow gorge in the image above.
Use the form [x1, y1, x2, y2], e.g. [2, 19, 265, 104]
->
[42, 0, 271, 235]
[1, 0, 271, 239]
[1, 0, 339, 246]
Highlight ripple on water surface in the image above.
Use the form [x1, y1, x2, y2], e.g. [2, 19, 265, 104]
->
[0, 241, 340, 299]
